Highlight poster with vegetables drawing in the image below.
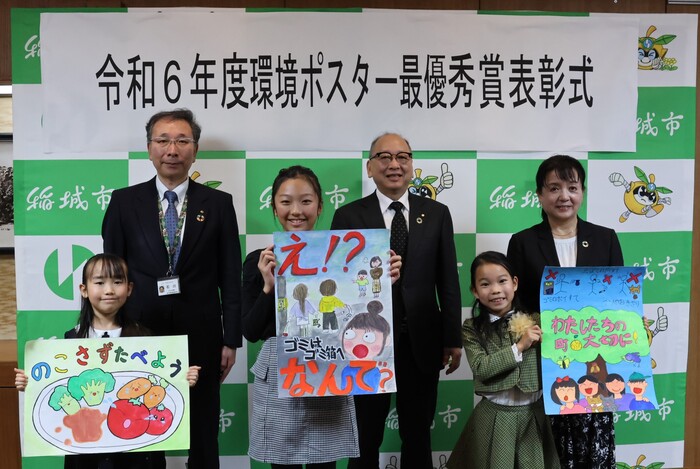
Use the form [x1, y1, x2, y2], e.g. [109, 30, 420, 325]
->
[23, 336, 190, 457]
[273, 229, 396, 398]
[540, 266, 659, 415]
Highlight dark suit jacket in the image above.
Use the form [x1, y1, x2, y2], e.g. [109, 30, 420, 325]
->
[331, 192, 462, 373]
[507, 217, 624, 313]
[102, 177, 242, 367]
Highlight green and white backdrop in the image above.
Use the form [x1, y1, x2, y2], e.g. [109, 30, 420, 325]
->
[11, 7, 696, 469]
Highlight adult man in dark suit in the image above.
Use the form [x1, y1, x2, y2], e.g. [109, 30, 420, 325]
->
[331, 132, 462, 469]
[102, 109, 241, 469]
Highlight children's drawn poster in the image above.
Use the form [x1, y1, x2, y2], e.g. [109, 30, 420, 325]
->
[273, 229, 396, 398]
[23, 336, 190, 457]
[540, 266, 659, 416]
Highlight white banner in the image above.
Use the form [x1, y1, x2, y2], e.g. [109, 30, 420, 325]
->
[40, 9, 638, 153]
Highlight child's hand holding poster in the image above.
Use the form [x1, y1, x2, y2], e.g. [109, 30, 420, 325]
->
[273, 229, 396, 398]
[540, 266, 658, 415]
[23, 336, 190, 457]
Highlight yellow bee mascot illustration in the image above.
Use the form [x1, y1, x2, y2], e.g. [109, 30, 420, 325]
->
[609, 166, 672, 223]
[408, 163, 453, 200]
[638, 25, 677, 71]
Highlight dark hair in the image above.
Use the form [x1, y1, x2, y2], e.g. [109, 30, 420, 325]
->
[343, 300, 391, 355]
[605, 373, 626, 395]
[271, 165, 324, 214]
[577, 374, 601, 397]
[319, 279, 337, 296]
[146, 108, 202, 144]
[550, 376, 579, 405]
[369, 256, 382, 267]
[535, 155, 586, 220]
[292, 283, 309, 315]
[469, 251, 519, 347]
[357, 269, 368, 275]
[76, 254, 129, 338]
[369, 132, 412, 156]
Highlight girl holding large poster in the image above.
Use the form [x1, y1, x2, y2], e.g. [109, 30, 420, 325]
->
[242, 166, 400, 468]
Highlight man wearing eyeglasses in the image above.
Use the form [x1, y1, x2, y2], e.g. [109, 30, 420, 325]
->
[331, 132, 462, 469]
[102, 108, 241, 469]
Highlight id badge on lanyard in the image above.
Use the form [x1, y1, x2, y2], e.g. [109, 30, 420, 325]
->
[157, 193, 187, 296]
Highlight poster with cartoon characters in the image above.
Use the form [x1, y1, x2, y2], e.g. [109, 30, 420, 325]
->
[22, 336, 190, 457]
[273, 229, 396, 398]
[541, 266, 659, 416]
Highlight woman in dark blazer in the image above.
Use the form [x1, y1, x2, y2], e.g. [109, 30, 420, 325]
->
[507, 155, 623, 469]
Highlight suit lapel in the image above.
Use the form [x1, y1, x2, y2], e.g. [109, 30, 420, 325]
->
[134, 179, 169, 267]
[361, 192, 386, 229]
[406, 194, 426, 261]
[177, 180, 207, 270]
[535, 220, 560, 267]
[575, 218, 593, 266]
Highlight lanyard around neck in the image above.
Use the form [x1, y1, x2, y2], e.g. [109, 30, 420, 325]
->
[158, 193, 188, 274]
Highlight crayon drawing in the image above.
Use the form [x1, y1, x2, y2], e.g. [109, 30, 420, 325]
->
[540, 266, 658, 415]
[23, 336, 190, 457]
[273, 229, 396, 398]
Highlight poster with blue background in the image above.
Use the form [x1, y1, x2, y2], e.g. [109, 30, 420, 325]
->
[541, 266, 658, 415]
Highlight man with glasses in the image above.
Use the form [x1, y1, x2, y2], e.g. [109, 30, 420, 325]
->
[102, 108, 241, 468]
[331, 132, 462, 469]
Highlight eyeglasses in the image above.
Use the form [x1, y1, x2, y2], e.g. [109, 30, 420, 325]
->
[370, 152, 413, 165]
[150, 137, 197, 148]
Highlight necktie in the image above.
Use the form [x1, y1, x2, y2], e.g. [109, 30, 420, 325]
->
[164, 191, 180, 267]
[389, 201, 408, 259]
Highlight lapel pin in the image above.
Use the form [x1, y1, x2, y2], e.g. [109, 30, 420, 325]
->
[196, 210, 205, 222]
[416, 216, 423, 224]
[582, 241, 589, 248]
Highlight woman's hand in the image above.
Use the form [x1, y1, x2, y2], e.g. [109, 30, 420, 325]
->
[258, 245, 276, 294]
[516, 325, 542, 353]
[388, 249, 402, 285]
[14, 368, 28, 391]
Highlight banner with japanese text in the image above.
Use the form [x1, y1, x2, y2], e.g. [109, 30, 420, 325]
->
[11, 7, 695, 468]
[274, 229, 396, 397]
[540, 266, 658, 416]
[39, 10, 637, 153]
[22, 336, 190, 457]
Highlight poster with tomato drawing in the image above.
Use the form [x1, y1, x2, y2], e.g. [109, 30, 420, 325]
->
[541, 266, 659, 416]
[22, 336, 190, 457]
[273, 229, 396, 398]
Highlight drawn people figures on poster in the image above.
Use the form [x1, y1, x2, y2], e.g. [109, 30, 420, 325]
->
[540, 266, 659, 415]
[290, 283, 317, 337]
[353, 270, 369, 298]
[22, 336, 190, 457]
[273, 229, 396, 398]
[369, 256, 383, 298]
[550, 376, 586, 414]
[340, 300, 394, 395]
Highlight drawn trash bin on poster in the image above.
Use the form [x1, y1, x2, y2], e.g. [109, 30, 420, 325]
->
[22, 336, 190, 457]
[273, 229, 396, 398]
[540, 266, 659, 415]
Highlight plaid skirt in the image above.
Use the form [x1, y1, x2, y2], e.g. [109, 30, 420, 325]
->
[447, 398, 560, 469]
[248, 338, 359, 464]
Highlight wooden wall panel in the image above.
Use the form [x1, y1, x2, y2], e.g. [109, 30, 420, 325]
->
[667, 8, 700, 468]
[480, 0, 666, 13]
[285, 0, 477, 9]
[3, 2, 700, 468]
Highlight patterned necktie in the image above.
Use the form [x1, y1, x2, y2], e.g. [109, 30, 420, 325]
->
[389, 201, 408, 259]
[164, 191, 180, 267]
